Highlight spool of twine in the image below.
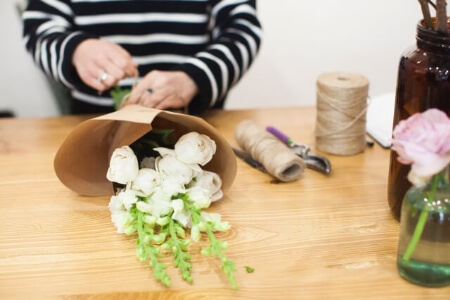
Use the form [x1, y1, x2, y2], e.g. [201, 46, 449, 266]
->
[235, 120, 305, 182]
[315, 72, 369, 156]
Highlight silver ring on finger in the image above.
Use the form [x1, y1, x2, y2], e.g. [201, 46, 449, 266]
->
[98, 71, 109, 84]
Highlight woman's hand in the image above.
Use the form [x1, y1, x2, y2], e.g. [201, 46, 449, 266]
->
[127, 70, 198, 110]
[72, 39, 137, 92]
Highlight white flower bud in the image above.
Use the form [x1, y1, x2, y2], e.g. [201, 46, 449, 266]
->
[187, 186, 211, 209]
[191, 224, 201, 242]
[144, 215, 157, 227]
[116, 189, 139, 210]
[156, 216, 170, 226]
[136, 201, 153, 213]
[107, 146, 139, 184]
[109, 195, 124, 213]
[171, 199, 190, 227]
[111, 211, 129, 234]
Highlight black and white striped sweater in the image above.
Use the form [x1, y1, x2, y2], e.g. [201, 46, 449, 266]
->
[23, 0, 262, 114]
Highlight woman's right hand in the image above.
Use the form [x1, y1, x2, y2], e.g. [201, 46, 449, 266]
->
[72, 39, 137, 92]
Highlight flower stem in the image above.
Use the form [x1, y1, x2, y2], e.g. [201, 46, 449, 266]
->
[136, 209, 171, 286]
[402, 174, 440, 262]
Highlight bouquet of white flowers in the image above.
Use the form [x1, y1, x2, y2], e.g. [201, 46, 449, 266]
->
[106, 131, 236, 288]
[54, 105, 238, 288]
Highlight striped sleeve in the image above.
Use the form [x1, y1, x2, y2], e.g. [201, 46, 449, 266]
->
[172, 0, 262, 114]
[22, 0, 95, 90]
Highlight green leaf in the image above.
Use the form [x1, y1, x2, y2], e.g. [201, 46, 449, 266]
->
[245, 266, 255, 273]
[110, 86, 131, 110]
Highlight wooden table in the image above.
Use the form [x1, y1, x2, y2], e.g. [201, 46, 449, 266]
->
[0, 107, 448, 299]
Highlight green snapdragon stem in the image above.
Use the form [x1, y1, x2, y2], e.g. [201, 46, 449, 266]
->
[402, 174, 439, 262]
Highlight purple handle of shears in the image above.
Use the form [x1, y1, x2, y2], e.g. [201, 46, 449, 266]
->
[266, 126, 292, 145]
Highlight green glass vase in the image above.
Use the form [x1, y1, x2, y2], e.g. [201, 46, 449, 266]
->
[397, 166, 450, 287]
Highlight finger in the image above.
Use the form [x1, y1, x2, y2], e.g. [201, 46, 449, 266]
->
[140, 89, 167, 108]
[108, 44, 137, 77]
[127, 85, 145, 105]
[90, 74, 108, 92]
[103, 63, 126, 87]
[128, 78, 153, 104]
[154, 95, 186, 110]
[80, 66, 108, 92]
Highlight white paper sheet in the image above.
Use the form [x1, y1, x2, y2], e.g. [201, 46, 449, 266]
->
[366, 92, 395, 148]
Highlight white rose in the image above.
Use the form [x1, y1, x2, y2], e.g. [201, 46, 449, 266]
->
[131, 168, 160, 196]
[106, 146, 139, 184]
[175, 132, 217, 166]
[188, 171, 223, 202]
[186, 186, 211, 209]
[155, 155, 195, 185]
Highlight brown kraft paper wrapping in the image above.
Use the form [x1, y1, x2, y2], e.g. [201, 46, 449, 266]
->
[54, 105, 237, 196]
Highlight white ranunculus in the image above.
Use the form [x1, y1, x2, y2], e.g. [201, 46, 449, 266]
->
[106, 146, 139, 184]
[186, 186, 211, 209]
[175, 132, 217, 166]
[140, 156, 156, 169]
[188, 171, 223, 202]
[155, 155, 195, 185]
[131, 168, 160, 196]
[171, 199, 190, 227]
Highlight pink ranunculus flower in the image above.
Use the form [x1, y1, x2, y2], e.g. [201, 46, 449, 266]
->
[391, 108, 450, 184]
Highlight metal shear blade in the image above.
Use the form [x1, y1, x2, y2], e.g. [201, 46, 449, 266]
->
[266, 126, 332, 175]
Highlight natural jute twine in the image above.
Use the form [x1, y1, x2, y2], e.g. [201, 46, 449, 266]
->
[315, 72, 369, 156]
[235, 120, 305, 182]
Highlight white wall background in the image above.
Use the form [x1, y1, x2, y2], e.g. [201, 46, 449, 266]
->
[0, 0, 431, 117]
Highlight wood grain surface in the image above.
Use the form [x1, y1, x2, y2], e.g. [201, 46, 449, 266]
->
[0, 107, 448, 299]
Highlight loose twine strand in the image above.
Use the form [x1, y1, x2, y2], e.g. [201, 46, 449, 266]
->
[315, 73, 369, 156]
[119, 70, 140, 109]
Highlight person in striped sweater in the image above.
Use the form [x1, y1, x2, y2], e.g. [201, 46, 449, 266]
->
[22, 0, 262, 115]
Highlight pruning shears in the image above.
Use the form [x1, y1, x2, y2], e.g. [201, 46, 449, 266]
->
[266, 126, 332, 175]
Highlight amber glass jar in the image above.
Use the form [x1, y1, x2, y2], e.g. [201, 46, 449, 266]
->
[388, 20, 450, 220]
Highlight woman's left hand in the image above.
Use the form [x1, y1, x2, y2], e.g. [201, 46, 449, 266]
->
[127, 71, 198, 110]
